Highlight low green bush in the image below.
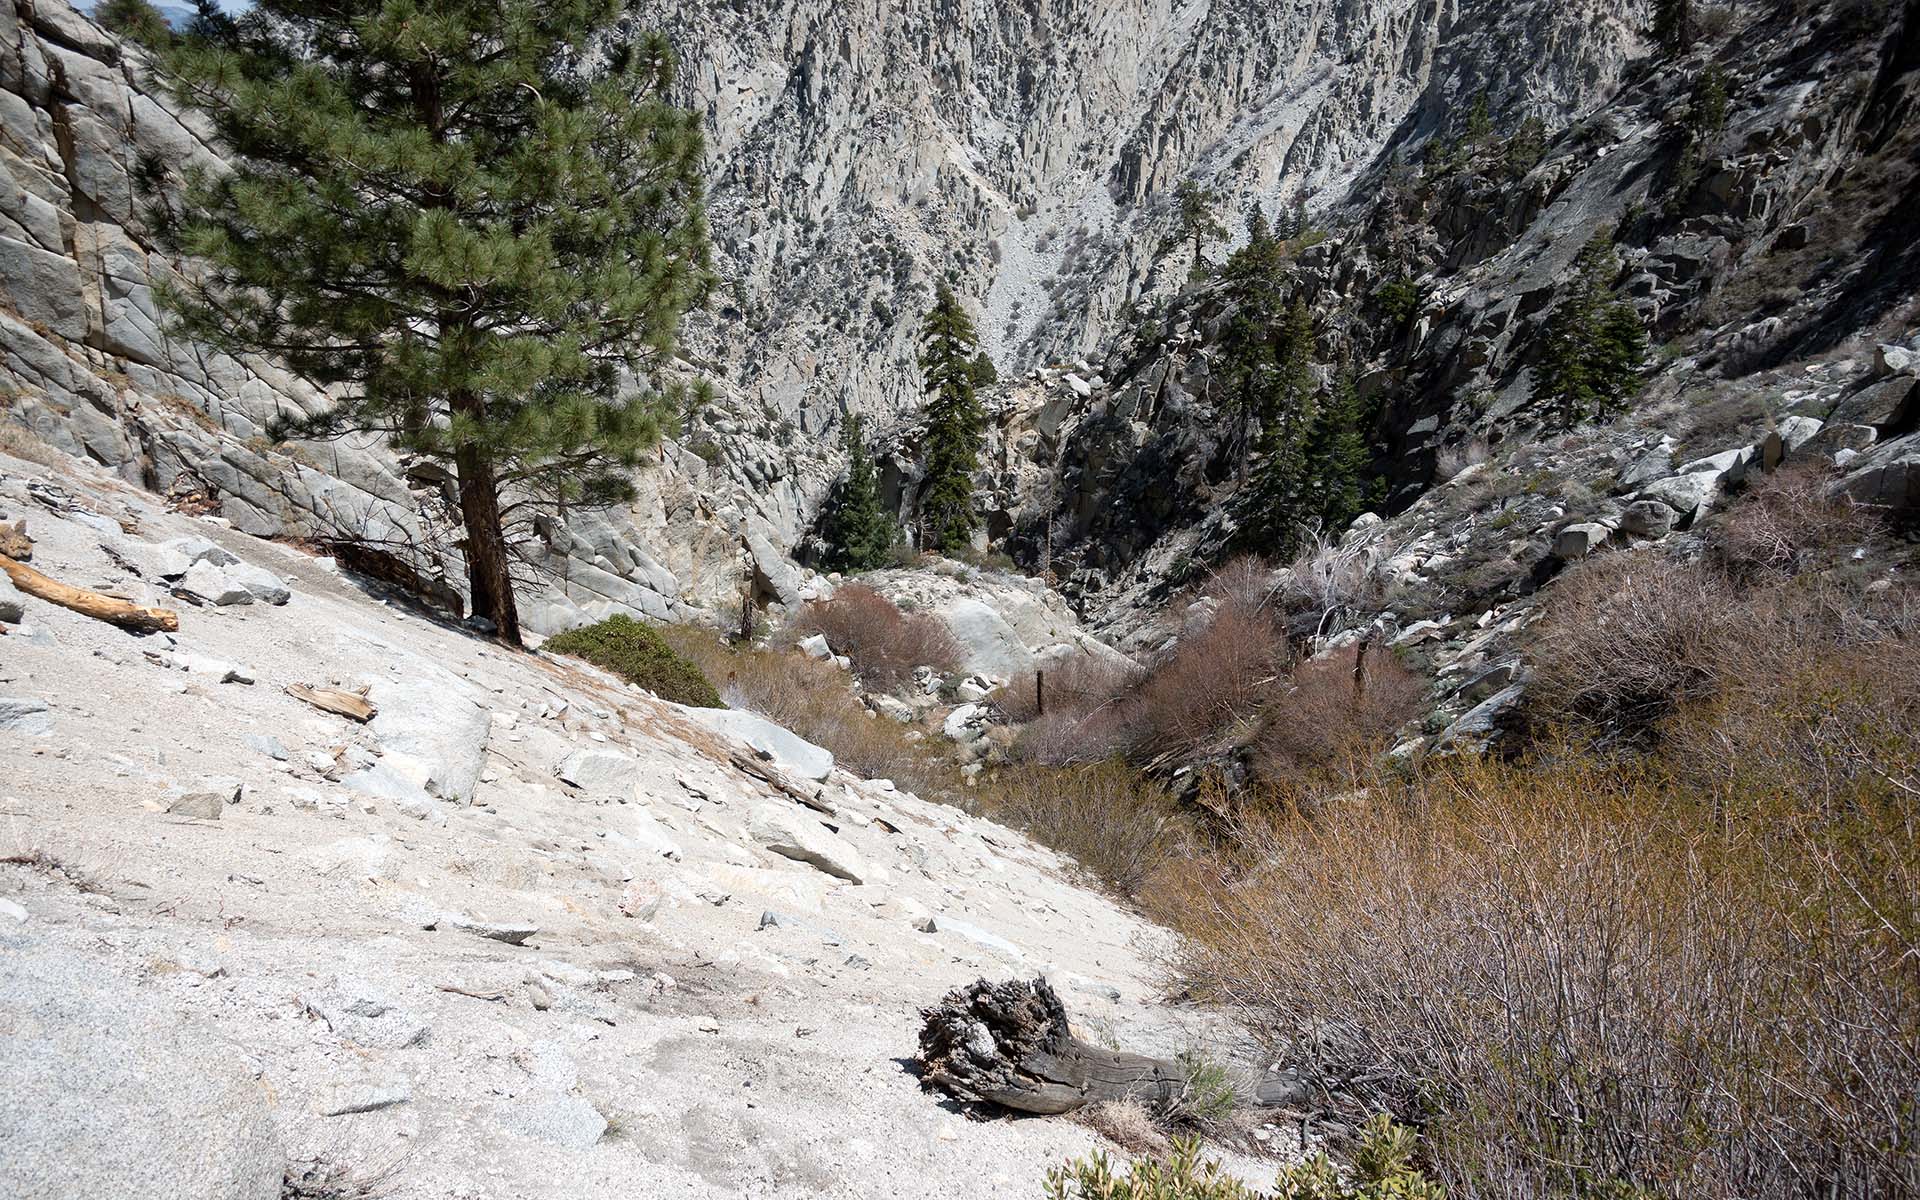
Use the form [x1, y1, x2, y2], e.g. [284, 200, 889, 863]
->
[1045, 1118, 1443, 1199]
[544, 615, 724, 708]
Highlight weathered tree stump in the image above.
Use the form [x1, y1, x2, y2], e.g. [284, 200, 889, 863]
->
[918, 978, 1187, 1114]
[918, 977, 1308, 1116]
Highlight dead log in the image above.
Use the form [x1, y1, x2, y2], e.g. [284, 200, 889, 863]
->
[918, 978, 1308, 1116]
[0, 554, 177, 633]
[919, 978, 1185, 1114]
[286, 683, 377, 723]
[729, 748, 835, 816]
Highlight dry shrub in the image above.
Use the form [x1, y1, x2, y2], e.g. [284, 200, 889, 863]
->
[976, 760, 1193, 896]
[1132, 604, 1290, 758]
[1529, 552, 1735, 735]
[658, 624, 954, 796]
[997, 653, 1138, 725]
[1270, 526, 1397, 640]
[1533, 551, 1915, 747]
[1663, 606, 1920, 803]
[1200, 554, 1280, 615]
[1252, 643, 1426, 792]
[1708, 461, 1878, 579]
[1012, 700, 1142, 768]
[791, 583, 961, 691]
[1078, 1098, 1170, 1157]
[1171, 755, 1920, 1198]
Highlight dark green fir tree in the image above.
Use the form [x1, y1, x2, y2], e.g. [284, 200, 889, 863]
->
[1652, 0, 1693, 57]
[916, 284, 985, 553]
[1236, 298, 1319, 554]
[150, 0, 712, 646]
[819, 414, 895, 573]
[1172, 179, 1227, 277]
[1536, 231, 1648, 426]
[1299, 368, 1374, 533]
[1219, 209, 1289, 477]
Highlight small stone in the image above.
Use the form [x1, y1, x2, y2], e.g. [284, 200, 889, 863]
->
[244, 734, 290, 761]
[447, 914, 538, 945]
[619, 880, 662, 921]
[175, 560, 254, 606]
[0, 897, 28, 923]
[0, 697, 53, 736]
[167, 793, 225, 820]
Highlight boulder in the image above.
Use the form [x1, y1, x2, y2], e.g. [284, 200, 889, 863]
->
[1839, 432, 1920, 513]
[175, 560, 254, 606]
[797, 633, 833, 661]
[1551, 522, 1612, 560]
[0, 697, 54, 735]
[0, 946, 282, 1200]
[1618, 499, 1677, 539]
[1432, 684, 1527, 755]
[0, 572, 25, 623]
[745, 802, 865, 883]
[1873, 343, 1918, 378]
[1635, 471, 1722, 523]
[933, 596, 1036, 679]
[553, 748, 635, 797]
[683, 706, 834, 781]
[361, 668, 490, 804]
[496, 1095, 607, 1149]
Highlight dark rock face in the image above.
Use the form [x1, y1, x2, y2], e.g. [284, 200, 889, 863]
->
[985, 1, 1920, 630]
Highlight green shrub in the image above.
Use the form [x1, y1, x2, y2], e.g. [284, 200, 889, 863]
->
[1045, 1119, 1443, 1199]
[544, 615, 723, 708]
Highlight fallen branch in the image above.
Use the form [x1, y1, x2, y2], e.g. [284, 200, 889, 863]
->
[436, 983, 507, 1002]
[729, 748, 835, 816]
[917, 978, 1306, 1115]
[0, 554, 177, 633]
[286, 683, 377, 722]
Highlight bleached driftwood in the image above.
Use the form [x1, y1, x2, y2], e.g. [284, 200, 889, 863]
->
[0, 554, 177, 633]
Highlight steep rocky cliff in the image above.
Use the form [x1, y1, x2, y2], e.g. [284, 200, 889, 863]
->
[641, 0, 1644, 437]
[977, 0, 1920, 635]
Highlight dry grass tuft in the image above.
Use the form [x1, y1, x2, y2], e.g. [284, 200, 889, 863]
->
[1078, 1098, 1171, 1157]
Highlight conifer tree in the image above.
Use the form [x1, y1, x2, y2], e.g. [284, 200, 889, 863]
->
[1172, 180, 1226, 277]
[1219, 211, 1289, 477]
[819, 414, 895, 573]
[1236, 299, 1319, 553]
[1652, 0, 1693, 57]
[916, 284, 985, 553]
[1465, 94, 1495, 145]
[1536, 231, 1648, 426]
[150, 1, 711, 646]
[1299, 369, 1374, 533]
[96, 0, 173, 49]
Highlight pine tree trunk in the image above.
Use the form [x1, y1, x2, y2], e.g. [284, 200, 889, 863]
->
[453, 438, 522, 647]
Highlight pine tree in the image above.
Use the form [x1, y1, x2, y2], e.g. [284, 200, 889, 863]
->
[818, 414, 895, 573]
[1236, 299, 1319, 554]
[916, 284, 985, 553]
[1536, 231, 1647, 426]
[96, 0, 173, 49]
[150, 2, 712, 646]
[1219, 211, 1289, 478]
[1172, 180, 1226, 277]
[1465, 94, 1495, 145]
[1299, 368, 1374, 533]
[1651, 0, 1693, 57]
